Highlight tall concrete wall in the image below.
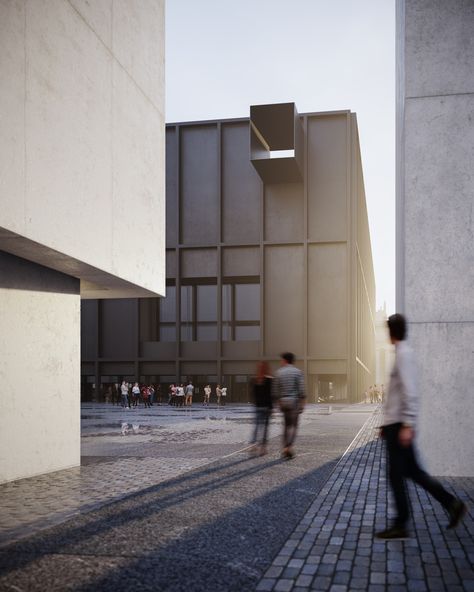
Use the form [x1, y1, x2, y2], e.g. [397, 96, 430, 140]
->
[0, 0, 165, 482]
[0, 0, 166, 298]
[397, 0, 474, 476]
[0, 253, 80, 483]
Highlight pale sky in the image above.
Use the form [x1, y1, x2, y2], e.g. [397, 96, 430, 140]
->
[165, 0, 396, 314]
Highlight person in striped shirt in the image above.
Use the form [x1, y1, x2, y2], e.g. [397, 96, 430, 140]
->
[273, 352, 305, 459]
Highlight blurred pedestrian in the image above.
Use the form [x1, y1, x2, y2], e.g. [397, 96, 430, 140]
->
[376, 314, 467, 539]
[169, 384, 176, 405]
[155, 384, 162, 405]
[176, 384, 185, 407]
[148, 384, 155, 406]
[132, 382, 140, 408]
[273, 352, 305, 459]
[185, 382, 194, 406]
[120, 381, 130, 409]
[216, 384, 222, 406]
[250, 361, 273, 456]
[221, 386, 227, 405]
[203, 384, 211, 406]
[142, 384, 151, 408]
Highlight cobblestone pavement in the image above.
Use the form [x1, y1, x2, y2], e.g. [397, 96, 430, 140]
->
[0, 403, 372, 591]
[0, 403, 267, 546]
[257, 409, 474, 592]
[1, 404, 472, 591]
[0, 402, 352, 548]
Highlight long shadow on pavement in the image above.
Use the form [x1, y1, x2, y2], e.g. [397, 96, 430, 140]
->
[0, 447, 343, 591]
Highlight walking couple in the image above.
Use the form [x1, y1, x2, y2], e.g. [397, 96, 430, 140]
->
[250, 352, 305, 459]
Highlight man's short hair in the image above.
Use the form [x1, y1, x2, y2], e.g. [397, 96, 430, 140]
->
[387, 313, 407, 341]
[281, 352, 295, 364]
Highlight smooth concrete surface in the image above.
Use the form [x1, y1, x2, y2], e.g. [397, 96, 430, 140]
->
[404, 94, 474, 322]
[222, 123, 262, 244]
[0, 0, 165, 298]
[264, 245, 305, 358]
[411, 322, 474, 477]
[0, 0, 25, 236]
[405, 0, 474, 98]
[0, 253, 80, 483]
[397, 1, 474, 475]
[265, 182, 304, 242]
[223, 247, 260, 277]
[307, 115, 348, 242]
[69, 0, 112, 49]
[308, 243, 347, 358]
[180, 126, 219, 246]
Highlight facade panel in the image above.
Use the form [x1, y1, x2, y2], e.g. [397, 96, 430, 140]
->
[180, 125, 219, 245]
[222, 123, 261, 244]
[307, 115, 348, 242]
[166, 129, 178, 248]
[81, 300, 98, 360]
[265, 182, 304, 242]
[264, 245, 304, 357]
[100, 299, 137, 359]
[181, 248, 218, 278]
[223, 247, 260, 277]
[308, 243, 347, 358]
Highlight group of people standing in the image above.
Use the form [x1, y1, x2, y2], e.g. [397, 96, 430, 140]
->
[367, 383, 384, 403]
[168, 383, 228, 407]
[119, 381, 161, 409]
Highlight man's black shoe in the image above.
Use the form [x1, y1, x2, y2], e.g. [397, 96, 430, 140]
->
[375, 525, 409, 540]
[447, 499, 467, 529]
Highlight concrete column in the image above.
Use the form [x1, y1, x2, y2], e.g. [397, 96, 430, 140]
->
[0, 252, 80, 483]
[397, 0, 474, 476]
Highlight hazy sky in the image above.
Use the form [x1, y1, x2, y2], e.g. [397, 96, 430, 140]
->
[166, 0, 396, 314]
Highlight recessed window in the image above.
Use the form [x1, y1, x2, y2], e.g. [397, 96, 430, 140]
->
[222, 280, 260, 341]
[180, 281, 218, 342]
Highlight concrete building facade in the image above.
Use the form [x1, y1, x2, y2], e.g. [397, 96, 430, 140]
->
[81, 105, 375, 405]
[397, 1, 474, 476]
[0, 0, 165, 483]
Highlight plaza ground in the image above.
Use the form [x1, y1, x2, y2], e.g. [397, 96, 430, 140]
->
[0, 403, 472, 591]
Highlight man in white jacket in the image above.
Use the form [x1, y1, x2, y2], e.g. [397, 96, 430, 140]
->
[376, 314, 466, 539]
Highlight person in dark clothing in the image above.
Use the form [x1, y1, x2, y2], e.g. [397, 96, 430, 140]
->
[250, 361, 273, 456]
[273, 352, 305, 459]
[376, 313, 467, 539]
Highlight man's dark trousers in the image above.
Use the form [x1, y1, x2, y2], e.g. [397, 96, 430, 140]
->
[384, 423, 455, 526]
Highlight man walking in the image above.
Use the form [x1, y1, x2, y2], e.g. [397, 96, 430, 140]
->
[273, 352, 305, 459]
[376, 314, 466, 539]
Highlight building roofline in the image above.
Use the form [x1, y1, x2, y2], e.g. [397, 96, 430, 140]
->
[165, 109, 352, 128]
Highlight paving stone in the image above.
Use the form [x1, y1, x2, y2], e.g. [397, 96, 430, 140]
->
[282, 567, 300, 579]
[310, 575, 331, 590]
[295, 574, 313, 587]
[387, 572, 407, 585]
[274, 579, 294, 592]
[349, 577, 369, 589]
[257, 579, 276, 592]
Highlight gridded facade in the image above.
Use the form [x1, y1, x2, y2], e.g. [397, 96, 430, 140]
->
[81, 106, 375, 403]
